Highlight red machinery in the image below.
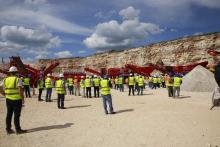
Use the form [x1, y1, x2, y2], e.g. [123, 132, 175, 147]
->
[8, 56, 59, 86]
[84, 67, 102, 76]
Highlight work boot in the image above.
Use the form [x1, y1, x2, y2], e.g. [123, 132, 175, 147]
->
[110, 112, 116, 114]
[6, 129, 15, 135]
[16, 129, 27, 134]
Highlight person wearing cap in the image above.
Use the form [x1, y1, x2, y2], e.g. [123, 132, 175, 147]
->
[118, 75, 124, 92]
[85, 76, 92, 98]
[37, 76, 44, 101]
[23, 75, 31, 98]
[0, 66, 27, 134]
[67, 76, 74, 95]
[80, 76, 86, 98]
[173, 74, 182, 98]
[45, 73, 53, 102]
[138, 75, 144, 95]
[100, 75, 115, 114]
[55, 73, 66, 109]
[93, 75, 100, 98]
[128, 73, 135, 96]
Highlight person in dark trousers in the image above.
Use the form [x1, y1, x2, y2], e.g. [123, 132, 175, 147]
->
[0, 66, 27, 134]
[45, 74, 53, 102]
[37, 77, 44, 101]
[55, 73, 66, 109]
[85, 76, 92, 98]
[128, 74, 135, 96]
[23, 75, 31, 98]
[93, 75, 100, 97]
[67, 76, 74, 95]
[118, 75, 124, 92]
[100, 75, 115, 115]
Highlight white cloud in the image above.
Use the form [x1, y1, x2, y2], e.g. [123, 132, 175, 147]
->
[84, 6, 163, 50]
[54, 50, 72, 58]
[119, 6, 140, 20]
[193, 32, 203, 36]
[0, 7, 93, 36]
[0, 25, 60, 49]
[95, 10, 117, 20]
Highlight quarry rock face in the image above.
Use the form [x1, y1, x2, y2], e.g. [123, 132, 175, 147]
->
[38, 33, 220, 72]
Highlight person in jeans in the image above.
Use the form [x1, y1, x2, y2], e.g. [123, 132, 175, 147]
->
[45, 74, 53, 102]
[23, 75, 31, 98]
[55, 73, 66, 109]
[100, 75, 115, 115]
[0, 66, 27, 134]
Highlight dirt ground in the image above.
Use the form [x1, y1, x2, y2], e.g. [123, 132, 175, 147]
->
[0, 87, 220, 147]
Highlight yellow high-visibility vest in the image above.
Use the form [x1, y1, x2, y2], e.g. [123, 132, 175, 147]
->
[138, 78, 144, 86]
[157, 78, 162, 83]
[45, 77, 52, 88]
[115, 78, 118, 84]
[135, 76, 139, 83]
[93, 78, 100, 87]
[55, 79, 65, 94]
[173, 77, 181, 87]
[67, 78, 73, 86]
[3, 76, 21, 100]
[118, 77, 123, 84]
[128, 77, 135, 85]
[153, 78, 158, 84]
[85, 79, 91, 87]
[23, 77, 30, 86]
[100, 79, 110, 95]
[38, 79, 44, 89]
[80, 80, 85, 88]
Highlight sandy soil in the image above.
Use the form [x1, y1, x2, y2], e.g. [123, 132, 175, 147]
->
[0, 87, 220, 147]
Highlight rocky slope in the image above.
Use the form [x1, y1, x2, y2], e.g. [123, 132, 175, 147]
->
[38, 32, 220, 72]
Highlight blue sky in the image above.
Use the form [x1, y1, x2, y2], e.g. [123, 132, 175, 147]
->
[0, 0, 220, 62]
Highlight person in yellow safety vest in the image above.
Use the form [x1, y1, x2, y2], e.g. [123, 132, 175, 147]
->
[67, 76, 73, 95]
[138, 75, 144, 95]
[118, 75, 124, 92]
[148, 76, 153, 89]
[161, 76, 166, 88]
[134, 75, 140, 92]
[45, 73, 53, 102]
[157, 76, 162, 88]
[100, 75, 115, 115]
[115, 76, 119, 90]
[55, 73, 66, 109]
[37, 76, 44, 101]
[85, 76, 92, 98]
[23, 75, 31, 98]
[93, 75, 100, 97]
[165, 74, 174, 97]
[0, 66, 27, 134]
[80, 76, 86, 98]
[128, 73, 135, 96]
[152, 76, 158, 89]
[173, 74, 182, 98]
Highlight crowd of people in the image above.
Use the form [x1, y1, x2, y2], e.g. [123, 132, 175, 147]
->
[0, 66, 184, 135]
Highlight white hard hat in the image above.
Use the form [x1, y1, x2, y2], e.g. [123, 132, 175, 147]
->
[130, 73, 133, 76]
[94, 75, 97, 78]
[9, 66, 18, 72]
[59, 73, 64, 78]
[81, 76, 84, 78]
[47, 73, 51, 76]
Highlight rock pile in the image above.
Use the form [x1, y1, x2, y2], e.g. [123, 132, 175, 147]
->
[181, 65, 218, 92]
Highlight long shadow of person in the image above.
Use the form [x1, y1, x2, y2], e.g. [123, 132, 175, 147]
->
[66, 105, 91, 109]
[115, 109, 134, 114]
[26, 123, 73, 133]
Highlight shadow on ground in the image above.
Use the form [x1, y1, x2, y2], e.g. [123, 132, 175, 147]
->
[26, 123, 73, 133]
[177, 96, 191, 99]
[66, 105, 91, 109]
[116, 109, 134, 114]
